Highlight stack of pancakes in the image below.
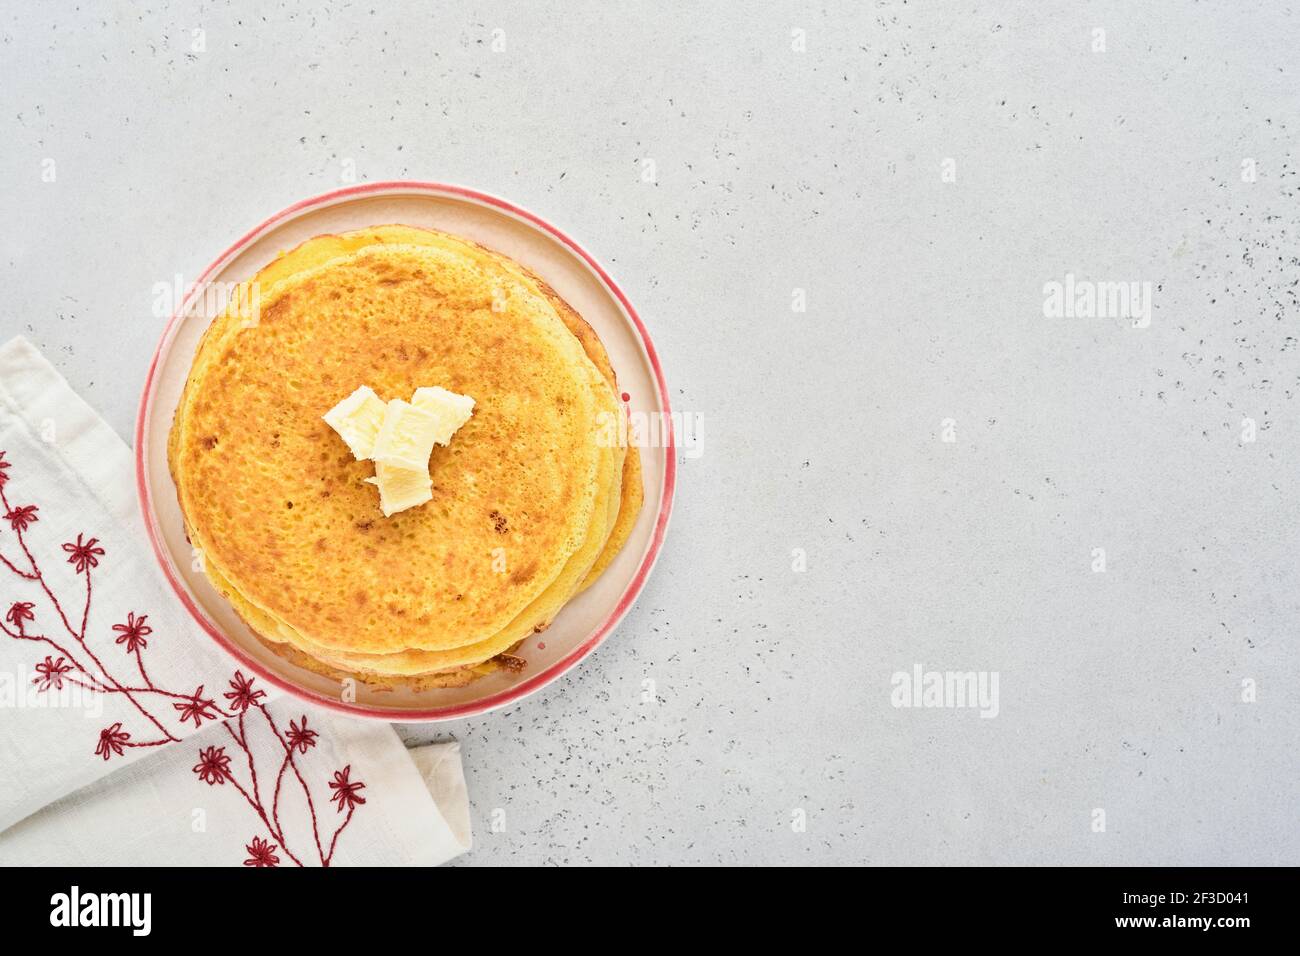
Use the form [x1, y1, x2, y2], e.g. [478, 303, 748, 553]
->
[169, 225, 642, 686]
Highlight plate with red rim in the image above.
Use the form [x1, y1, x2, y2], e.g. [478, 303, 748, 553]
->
[135, 181, 675, 722]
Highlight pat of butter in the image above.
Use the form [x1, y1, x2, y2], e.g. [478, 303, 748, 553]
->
[365, 461, 433, 518]
[371, 399, 442, 472]
[411, 386, 476, 445]
[322, 385, 388, 460]
[327, 384, 476, 518]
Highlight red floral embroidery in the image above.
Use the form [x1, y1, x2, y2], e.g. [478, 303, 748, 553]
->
[62, 533, 105, 573]
[0, 448, 366, 866]
[95, 722, 131, 760]
[193, 745, 232, 785]
[33, 655, 72, 691]
[5, 601, 34, 629]
[243, 836, 281, 868]
[328, 765, 366, 813]
[286, 716, 319, 754]
[223, 670, 266, 713]
[173, 685, 220, 727]
[111, 612, 152, 652]
[4, 504, 38, 532]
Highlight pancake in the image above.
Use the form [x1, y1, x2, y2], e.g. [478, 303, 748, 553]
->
[535, 275, 644, 591]
[581, 444, 642, 590]
[173, 233, 610, 653]
[170, 225, 642, 682]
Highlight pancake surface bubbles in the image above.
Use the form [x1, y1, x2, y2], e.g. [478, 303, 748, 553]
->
[173, 235, 609, 656]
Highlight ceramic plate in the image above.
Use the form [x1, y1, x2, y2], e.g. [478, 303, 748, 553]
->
[135, 182, 674, 721]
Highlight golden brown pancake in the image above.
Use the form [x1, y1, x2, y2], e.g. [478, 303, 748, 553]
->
[170, 225, 642, 682]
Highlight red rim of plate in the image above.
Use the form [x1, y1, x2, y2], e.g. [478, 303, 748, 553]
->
[134, 181, 676, 722]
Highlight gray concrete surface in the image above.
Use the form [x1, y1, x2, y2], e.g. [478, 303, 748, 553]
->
[2, 0, 1296, 865]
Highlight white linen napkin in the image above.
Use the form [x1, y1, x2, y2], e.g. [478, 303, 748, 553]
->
[0, 336, 470, 866]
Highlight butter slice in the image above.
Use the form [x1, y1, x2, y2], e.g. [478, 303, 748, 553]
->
[365, 462, 433, 517]
[370, 399, 441, 472]
[411, 386, 476, 445]
[322, 386, 388, 460]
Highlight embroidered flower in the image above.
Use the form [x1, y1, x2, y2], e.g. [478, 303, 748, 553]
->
[111, 612, 152, 653]
[243, 836, 280, 868]
[286, 716, 318, 754]
[328, 765, 366, 813]
[173, 685, 220, 727]
[33, 655, 71, 691]
[62, 534, 105, 573]
[5, 601, 35, 629]
[223, 670, 266, 713]
[193, 745, 232, 785]
[0, 450, 10, 488]
[4, 504, 38, 533]
[95, 722, 130, 760]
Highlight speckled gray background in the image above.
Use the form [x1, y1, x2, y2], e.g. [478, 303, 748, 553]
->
[2, 0, 1297, 865]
